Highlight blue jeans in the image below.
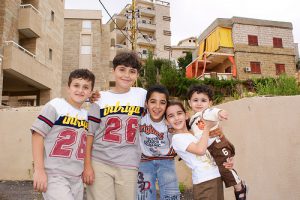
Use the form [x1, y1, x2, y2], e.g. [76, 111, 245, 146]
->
[137, 159, 180, 200]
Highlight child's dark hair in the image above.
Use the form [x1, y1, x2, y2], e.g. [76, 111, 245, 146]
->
[187, 84, 213, 101]
[166, 100, 190, 129]
[113, 51, 142, 72]
[68, 69, 95, 90]
[146, 85, 169, 102]
[166, 100, 186, 115]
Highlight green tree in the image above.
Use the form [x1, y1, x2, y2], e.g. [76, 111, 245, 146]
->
[160, 63, 180, 96]
[144, 51, 157, 89]
[177, 52, 193, 76]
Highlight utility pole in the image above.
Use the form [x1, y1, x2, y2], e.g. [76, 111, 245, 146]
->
[131, 0, 137, 51]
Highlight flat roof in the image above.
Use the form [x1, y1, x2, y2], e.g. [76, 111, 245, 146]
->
[64, 9, 102, 20]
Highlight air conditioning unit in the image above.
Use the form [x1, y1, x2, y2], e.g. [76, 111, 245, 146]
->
[244, 67, 251, 72]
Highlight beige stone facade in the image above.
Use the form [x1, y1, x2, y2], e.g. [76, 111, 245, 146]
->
[108, 0, 171, 60]
[63, 10, 111, 93]
[171, 36, 197, 63]
[191, 17, 297, 80]
[0, 0, 64, 106]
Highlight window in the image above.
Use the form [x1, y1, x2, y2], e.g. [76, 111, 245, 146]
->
[250, 62, 261, 74]
[163, 30, 172, 36]
[164, 45, 171, 51]
[81, 46, 91, 54]
[273, 37, 283, 48]
[225, 66, 232, 73]
[275, 64, 285, 75]
[51, 11, 55, 21]
[142, 49, 148, 55]
[82, 20, 92, 30]
[248, 35, 258, 46]
[163, 16, 171, 21]
[48, 48, 52, 60]
[81, 34, 91, 45]
[110, 39, 115, 47]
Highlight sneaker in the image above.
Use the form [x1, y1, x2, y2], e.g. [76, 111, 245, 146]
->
[234, 181, 248, 200]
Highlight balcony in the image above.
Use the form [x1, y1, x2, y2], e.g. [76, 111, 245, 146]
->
[113, 14, 127, 29]
[2, 41, 53, 89]
[138, 7, 155, 17]
[136, 0, 154, 5]
[200, 72, 233, 80]
[18, 4, 42, 38]
[137, 21, 156, 32]
[137, 37, 156, 47]
[115, 28, 127, 44]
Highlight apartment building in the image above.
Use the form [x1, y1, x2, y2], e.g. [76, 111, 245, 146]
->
[63, 9, 112, 93]
[186, 17, 297, 80]
[0, 0, 64, 107]
[171, 36, 197, 63]
[108, 0, 171, 60]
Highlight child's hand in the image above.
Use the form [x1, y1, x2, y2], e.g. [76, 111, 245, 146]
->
[223, 157, 234, 170]
[218, 110, 228, 121]
[90, 90, 100, 103]
[203, 120, 218, 131]
[33, 169, 47, 192]
[83, 164, 95, 185]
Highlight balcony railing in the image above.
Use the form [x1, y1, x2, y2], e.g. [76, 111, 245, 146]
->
[4, 41, 36, 58]
[137, 37, 156, 46]
[137, 21, 156, 31]
[2, 41, 53, 89]
[199, 72, 233, 80]
[20, 4, 41, 15]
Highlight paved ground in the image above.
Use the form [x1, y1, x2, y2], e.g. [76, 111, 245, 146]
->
[0, 181, 193, 200]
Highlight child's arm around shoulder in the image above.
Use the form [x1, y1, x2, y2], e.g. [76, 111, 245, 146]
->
[186, 120, 217, 155]
[83, 135, 95, 185]
[32, 131, 47, 192]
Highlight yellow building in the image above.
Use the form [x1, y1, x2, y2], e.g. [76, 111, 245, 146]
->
[186, 17, 297, 80]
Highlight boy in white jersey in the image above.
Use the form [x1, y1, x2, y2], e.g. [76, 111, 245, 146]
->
[187, 84, 247, 200]
[30, 69, 95, 200]
[83, 51, 147, 200]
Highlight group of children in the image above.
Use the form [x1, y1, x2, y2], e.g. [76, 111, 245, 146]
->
[30, 51, 247, 200]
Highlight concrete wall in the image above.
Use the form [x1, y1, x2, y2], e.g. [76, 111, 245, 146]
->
[1, 96, 300, 200]
[175, 95, 300, 200]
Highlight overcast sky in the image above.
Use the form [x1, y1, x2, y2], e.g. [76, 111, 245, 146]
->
[65, 0, 300, 47]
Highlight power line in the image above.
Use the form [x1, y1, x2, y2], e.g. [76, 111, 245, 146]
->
[97, 0, 133, 46]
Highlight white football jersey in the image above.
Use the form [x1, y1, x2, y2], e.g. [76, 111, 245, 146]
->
[88, 87, 147, 169]
[31, 98, 88, 177]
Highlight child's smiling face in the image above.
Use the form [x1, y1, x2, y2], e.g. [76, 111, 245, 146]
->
[188, 92, 212, 113]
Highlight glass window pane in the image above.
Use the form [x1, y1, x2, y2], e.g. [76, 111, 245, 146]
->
[81, 46, 91, 54]
[82, 20, 91, 29]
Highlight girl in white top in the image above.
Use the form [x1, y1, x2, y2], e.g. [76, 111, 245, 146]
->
[165, 100, 233, 200]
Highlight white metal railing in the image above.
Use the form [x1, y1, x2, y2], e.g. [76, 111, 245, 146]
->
[138, 0, 170, 6]
[155, 0, 170, 6]
[20, 4, 41, 15]
[4, 41, 36, 58]
[201, 73, 233, 80]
